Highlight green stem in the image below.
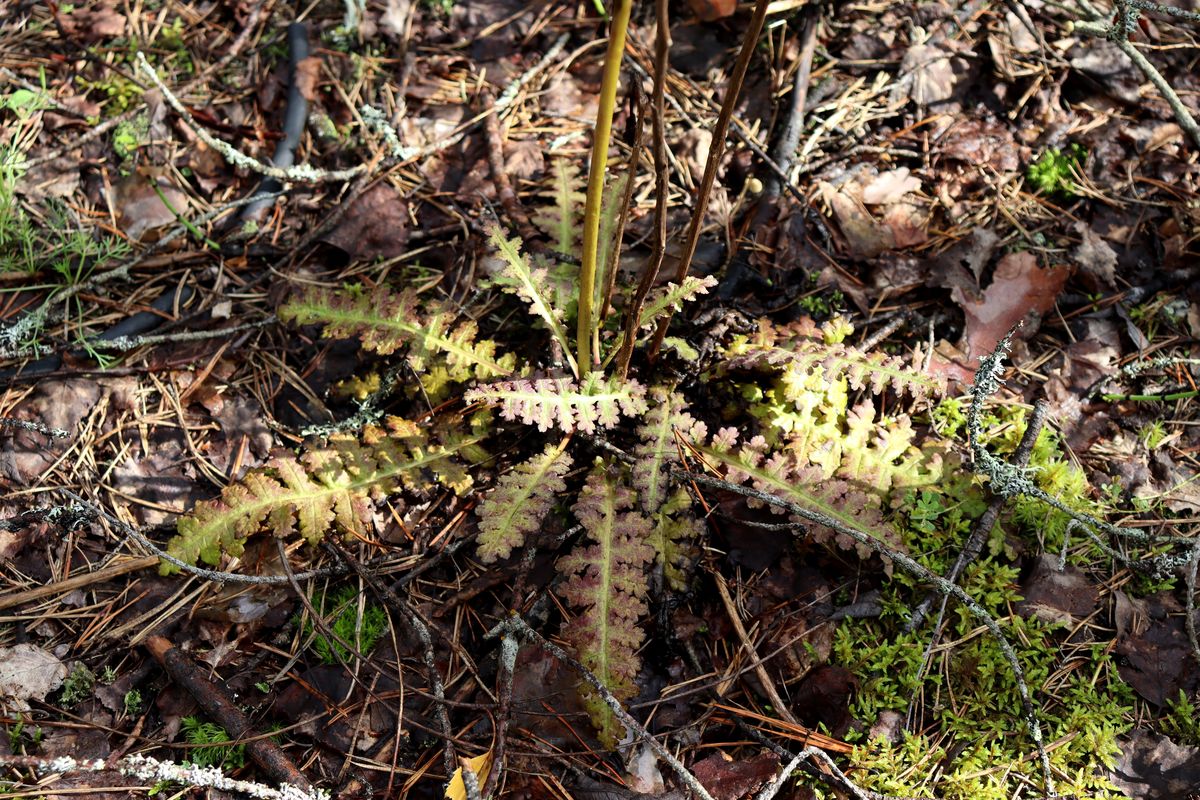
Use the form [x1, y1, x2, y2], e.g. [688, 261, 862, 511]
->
[577, 0, 632, 374]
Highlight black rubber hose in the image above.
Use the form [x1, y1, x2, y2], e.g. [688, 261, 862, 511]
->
[239, 22, 311, 226]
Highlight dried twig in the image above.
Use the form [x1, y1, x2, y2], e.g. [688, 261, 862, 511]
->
[1071, 0, 1200, 149]
[905, 399, 1048, 634]
[136, 52, 364, 183]
[0, 753, 328, 800]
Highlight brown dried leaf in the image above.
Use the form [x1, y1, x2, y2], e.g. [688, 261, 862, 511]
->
[687, 0, 737, 22]
[1071, 220, 1118, 289]
[1110, 730, 1200, 800]
[61, 2, 127, 40]
[293, 56, 323, 103]
[952, 251, 1070, 360]
[1015, 554, 1098, 627]
[938, 119, 1020, 174]
[899, 41, 958, 105]
[321, 183, 411, 260]
[112, 169, 192, 241]
[1113, 591, 1199, 706]
[861, 167, 921, 205]
[692, 752, 779, 800]
[0, 645, 68, 710]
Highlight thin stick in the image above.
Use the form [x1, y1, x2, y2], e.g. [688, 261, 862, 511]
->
[136, 52, 364, 183]
[762, 7, 819, 203]
[905, 399, 1048, 634]
[616, 0, 670, 380]
[1075, 17, 1195, 148]
[647, 0, 772, 360]
[0, 555, 159, 611]
[0, 753, 329, 800]
[714, 574, 800, 725]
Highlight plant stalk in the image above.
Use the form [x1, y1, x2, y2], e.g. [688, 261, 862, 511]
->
[578, 0, 633, 373]
[647, 0, 771, 361]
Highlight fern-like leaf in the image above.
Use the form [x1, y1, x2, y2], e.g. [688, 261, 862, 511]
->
[725, 316, 944, 399]
[476, 441, 572, 562]
[722, 316, 945, 492]
[533, 159, 585, 255]
[465, 372, 647, 434]
[279, 287, 516, 382]
[557, 466, 654, 747]
[701, 432, 902, 565]
[487, 225, 579, 376]
[633, 386, 707, 588]
[635, 276, 719, 331]
[166, 418, 480, 571]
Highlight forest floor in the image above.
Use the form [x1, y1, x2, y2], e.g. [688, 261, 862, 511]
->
[1, 0, 1200, 799]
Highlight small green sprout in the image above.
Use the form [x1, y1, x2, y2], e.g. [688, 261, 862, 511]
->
[59, 663, 96, 707]
[123, 689, 143, 716]
[1140, 421, 1168, 450]
[1027, 143, 1085, 197]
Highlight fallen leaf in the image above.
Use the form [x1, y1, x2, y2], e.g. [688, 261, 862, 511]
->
[1004, 10, 1039, 53]
[862, 167, 922, 205]
[692, 751, 779, 800]
[1113, 591, 1199, 706]
[445, 751, 493, 800]
[898, 41, 959, 105]
[112, 169, 192, 241]
[321, 182, 411, 261]
[952, 251, 1070, 360]
[379, 0, 412, 38]
[937, 119, 1020, 174]
[1072, 220, 1118, 289]
[61, 2, 127, 40]
[1110, 729, 1200, 800]
[687, 0, 737, 22]
[626, 745, 664, 795]
[293, 56, 323, 102]
[0, 644, 68, 711]
[1015, 554, 1098, 627]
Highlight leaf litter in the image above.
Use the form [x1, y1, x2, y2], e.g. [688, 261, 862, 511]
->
[0, 0, 1199, 798]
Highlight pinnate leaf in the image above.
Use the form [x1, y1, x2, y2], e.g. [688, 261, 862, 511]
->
[465, 372, 647, 434]
[476, 441, 572, 562]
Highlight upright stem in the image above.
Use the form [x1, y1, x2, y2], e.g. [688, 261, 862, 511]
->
[578, 0, 632, 374]
[647, 0, 771, 361]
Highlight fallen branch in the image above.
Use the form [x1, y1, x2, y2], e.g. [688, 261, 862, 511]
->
[0, 753, 327, 800]
[144, 635, 311, 791]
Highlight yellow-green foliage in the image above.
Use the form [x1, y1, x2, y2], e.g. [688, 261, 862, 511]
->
[825, 403, 1134, 800]
[280, 286, 516, 400]
[725, 316, 945, 495]
[166, 418, 483, 571]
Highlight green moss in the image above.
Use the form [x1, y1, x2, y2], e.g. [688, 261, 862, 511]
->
[1027, 144, 1085, 197]
[1161, 690, 1200, 746]
[59, 663, 96, 707]
[305, 586, 388, 665]
[180, 716, 246, 768]
[825, 403, 1135, 798]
